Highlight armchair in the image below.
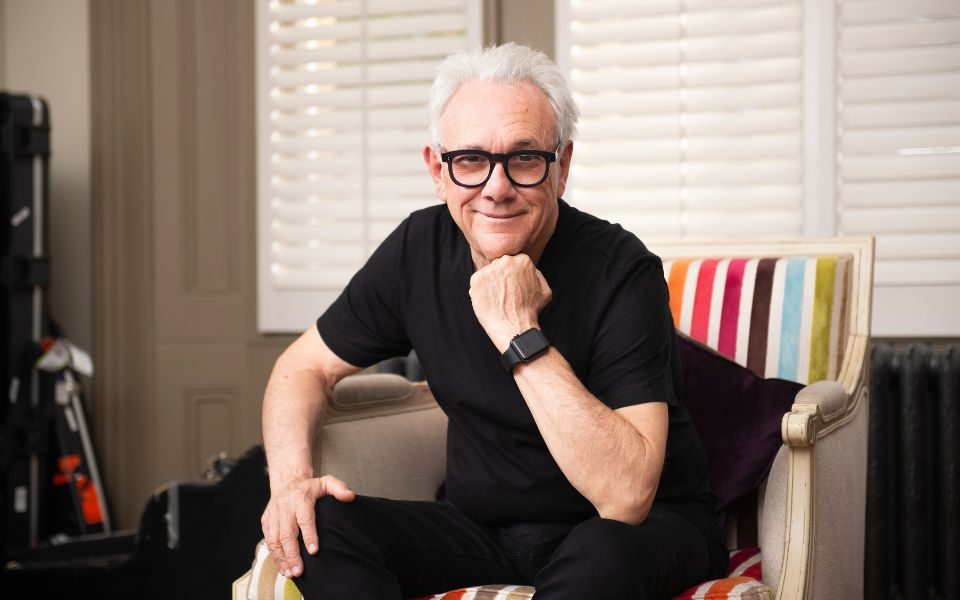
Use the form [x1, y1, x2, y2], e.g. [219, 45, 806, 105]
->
[234, 237, 874, 600]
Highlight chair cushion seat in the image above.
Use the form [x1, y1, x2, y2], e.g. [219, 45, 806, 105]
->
[241, 543, 768, 600]
[672, 547, 771, 600]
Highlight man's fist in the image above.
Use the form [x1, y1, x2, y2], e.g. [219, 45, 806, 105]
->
[468, 254, 552, 352]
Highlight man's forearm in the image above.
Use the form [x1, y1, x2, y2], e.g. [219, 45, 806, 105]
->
[512, 348, 664, 525]
[262, 356, 330, 493]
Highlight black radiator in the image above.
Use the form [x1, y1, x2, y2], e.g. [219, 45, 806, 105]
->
[866, 343, 960, 600]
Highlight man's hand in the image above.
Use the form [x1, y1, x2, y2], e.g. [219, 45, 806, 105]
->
[469, 254, 552, 352]
[260, 475, 355, 578]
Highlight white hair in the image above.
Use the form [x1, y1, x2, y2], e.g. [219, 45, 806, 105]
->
[427, 43, 579, 150]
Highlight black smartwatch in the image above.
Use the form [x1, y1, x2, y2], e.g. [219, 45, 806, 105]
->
[501, 328, 551, 372]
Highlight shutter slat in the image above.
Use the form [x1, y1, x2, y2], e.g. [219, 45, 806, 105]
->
[876, 233, 960, 259]
[687, 159, 801, 185]
[841, 0, 960, 25]
[685, 5, 800, 37]
[874, 259, 960, 285]
[687, 56, 800, 86]
[841, 72, 960, 103]
[840, 126, 960, 155]
[839, 206, 960, 233]
[366, 0, 465, 16]
[841, 153, 960, 181]
[687, 108, 801, 135]
[840, 45, 960, 77]
[687, 82, 800, 110]
[841, 100, 960, 129]
[272, 200, 363, 221]
[367, 13, 466, 38]
[686, 31, 800, 61]
[571, 16, 680, 45]
[272, 1, 362, 21]
[271, 21, 362, 44]
[271, 111, 363, 131]
[840, 19, 960, 52]
[841, 179, 960, 207]
[687, 133, 801, 159]
[571, 0, 678, 21]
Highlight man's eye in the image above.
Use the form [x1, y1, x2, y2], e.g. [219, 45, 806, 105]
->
[514, 154, 538, 162]
[456, 154, 485, 164]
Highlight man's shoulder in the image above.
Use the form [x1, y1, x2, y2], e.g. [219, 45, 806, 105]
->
[556, 201, 661, 274]
[407, 202, 449, 225]
[379, 203, 454, 249]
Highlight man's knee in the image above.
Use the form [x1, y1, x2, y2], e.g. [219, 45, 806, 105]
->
[565, 517, 665, 567]
[534, 518, 672, 599]
[299, 496, 380, 575]
[311, 494, 376, 545]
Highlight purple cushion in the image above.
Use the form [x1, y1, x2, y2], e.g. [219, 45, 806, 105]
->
[678, 334, 802, 518]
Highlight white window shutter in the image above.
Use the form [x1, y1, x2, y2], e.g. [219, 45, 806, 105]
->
[836, 0, 960, 335]
[556, 0, 805, 242]
[257, 0, 482, 333]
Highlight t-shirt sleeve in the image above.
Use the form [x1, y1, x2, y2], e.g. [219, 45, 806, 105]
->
[587, 256, 679, 410]
[316, 220, 412, 368]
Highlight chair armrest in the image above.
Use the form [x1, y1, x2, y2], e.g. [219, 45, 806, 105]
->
[233, 570, 252, 600]
[761, 382, 868, 600]
[317, 373, 448, 502]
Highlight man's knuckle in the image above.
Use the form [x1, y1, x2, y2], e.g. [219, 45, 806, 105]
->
[278, 532, 297, 543]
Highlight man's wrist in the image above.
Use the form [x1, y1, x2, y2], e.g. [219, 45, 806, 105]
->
[268, 467, 314, 494]
[501, 328, 551, 372]
[489, 321, 540, 353]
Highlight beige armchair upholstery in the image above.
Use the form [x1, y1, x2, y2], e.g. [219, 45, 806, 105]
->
[235, 237, 874, 600]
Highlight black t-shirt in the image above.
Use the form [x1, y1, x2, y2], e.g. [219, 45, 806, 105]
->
[318, 200, 715, 525]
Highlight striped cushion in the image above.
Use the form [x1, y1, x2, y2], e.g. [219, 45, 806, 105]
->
[663, 256, 849, 384]
[419, 586, 536, 599]
[672, 547, 771, 600]
[242, 544, 767, 600]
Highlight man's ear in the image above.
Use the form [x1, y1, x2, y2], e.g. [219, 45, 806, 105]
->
[423, 145, 446, 201]
[556, 140, 574, 199]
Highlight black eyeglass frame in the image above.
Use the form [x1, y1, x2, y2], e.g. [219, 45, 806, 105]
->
[439, 145, 559, 188]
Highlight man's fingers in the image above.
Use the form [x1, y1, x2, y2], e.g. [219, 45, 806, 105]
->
[279, 528, 303, 577]
[297, 506, 320, 555]
[262, 508, 289, 574]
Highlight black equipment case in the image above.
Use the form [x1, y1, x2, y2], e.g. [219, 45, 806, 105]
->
[1, 92, 54, 558]
[1, 93, 110, 563]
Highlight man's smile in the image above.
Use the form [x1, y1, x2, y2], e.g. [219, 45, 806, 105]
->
[476, 210, 523, 220]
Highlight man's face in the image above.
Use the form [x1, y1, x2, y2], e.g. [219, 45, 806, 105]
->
[424, 80, 573, 269]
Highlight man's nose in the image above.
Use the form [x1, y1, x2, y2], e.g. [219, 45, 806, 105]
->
[482, 160, 515, 201]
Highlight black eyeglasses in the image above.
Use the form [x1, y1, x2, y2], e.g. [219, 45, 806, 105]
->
[440, 145, 559, 188]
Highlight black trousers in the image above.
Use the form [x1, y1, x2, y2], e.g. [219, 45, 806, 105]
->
[294, 495, 728, 600]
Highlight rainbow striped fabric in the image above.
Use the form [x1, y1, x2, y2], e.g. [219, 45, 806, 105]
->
[663, 256, 850, 385]
[672, 547, 771, 600]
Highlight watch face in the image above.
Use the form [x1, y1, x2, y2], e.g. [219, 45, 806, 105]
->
[513, 329, 549, 360]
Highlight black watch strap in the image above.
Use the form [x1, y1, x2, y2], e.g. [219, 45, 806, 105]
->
[501, 328, 550, 372]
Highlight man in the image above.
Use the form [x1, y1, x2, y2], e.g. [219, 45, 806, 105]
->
[261, 43, 727, 599]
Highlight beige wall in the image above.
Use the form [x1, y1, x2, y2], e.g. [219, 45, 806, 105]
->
[497, 0, 555, 59]
[0, 0, 93, 365]
[0, 1, 6, 83]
